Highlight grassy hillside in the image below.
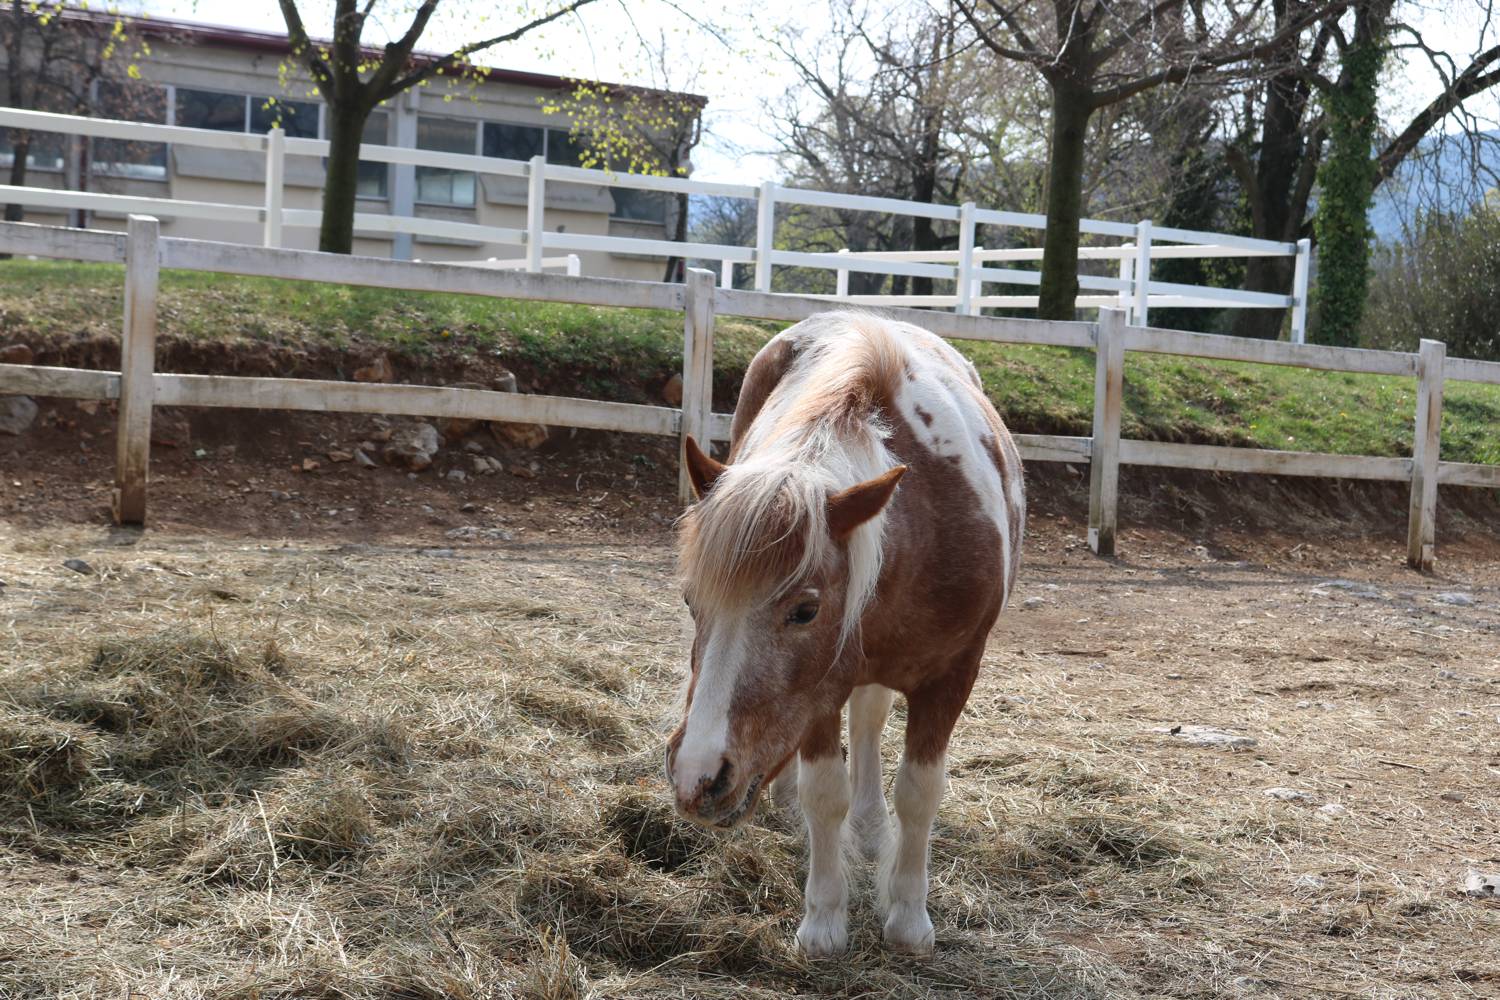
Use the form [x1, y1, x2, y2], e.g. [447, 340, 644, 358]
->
[3, 258, 1499, 465]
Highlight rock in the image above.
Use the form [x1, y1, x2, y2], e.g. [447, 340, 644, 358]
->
[1264, 787, 1311, 802]
[0, 395, 38, 435]
[0, 343, 34, 364]
[662, 373, 684, 407]
[1157, 725, 1258, 749]
[1316, 803, 1348, 819]
[149, 411, 191, 448]
[445, 468, 468, 482]
[463, 440, 485, 455]
[353, 449, 377, 469]
[509, 464, 538, 479]
[301, 457, 321, 472]
[445, 526, 514, 541]
[1319, 579, 1379, 598]
[1020, 596, 1045, 610]
[75, 399, 100, 416]
[384, 422, 441, 472]
[327, 450, 353, 464]
[491, 420, 548, 451]
[440, 382, 491, 442]
[63, 558, 92, 575]
[1440, 790, 1466, 803]
[269, 490, 291, 501]
[352, 354, 394, 383]
[1464, 872, 1500, 898]
[471, 455, 501, 475]
[1434, 592, 1477, 607]
[459, 502, 477, 513]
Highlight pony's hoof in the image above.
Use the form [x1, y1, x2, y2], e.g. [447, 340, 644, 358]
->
[883, 903, 934, 956]
[796, 913, 848, 958]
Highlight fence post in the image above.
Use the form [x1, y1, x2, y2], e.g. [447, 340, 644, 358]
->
[679, 267, 717, 504]
[1088, 308, 1126, 556]
[1117, 244, 1134, 321]
[1133, 220, 1152, 327]
[956, 201, 977, 315]
[755, 181, 776, 292]
[835, 247, 850, 298]
[263, 127, 284, 248]
[1407, 338, 1445, 571]
[720, 260, 734, 289]
[1290, 237, 1311, 344]
[526, 154, 546, 273]
[565, 253, 581, 277]
[113, 215, 160, 525]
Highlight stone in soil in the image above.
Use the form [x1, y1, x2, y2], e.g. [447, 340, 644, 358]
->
[1464, 872, 1500, 898]
[62, 559, 92, 575]
[384, 422, 441, 471]
[353, 449, 377, 469]
[352, 354, 394, 383]
[0, 395, 38, 435]
[0, 343, 34, 364]
[1263, 787, 1311, 802]
[1156, 725, 1258, 749]
[1434, 592, 1477, 607]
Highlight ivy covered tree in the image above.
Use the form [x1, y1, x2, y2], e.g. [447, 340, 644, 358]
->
[1311, 1, 1390, 346]
[275, 0, 598, 254]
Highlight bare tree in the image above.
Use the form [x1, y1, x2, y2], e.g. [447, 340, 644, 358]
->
[275, 0, 598, 254]
[0, 4, 150, 222]
[955, 0, 1349, 319]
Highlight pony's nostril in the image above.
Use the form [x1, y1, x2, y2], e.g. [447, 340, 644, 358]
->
[704, 758, 733, 802]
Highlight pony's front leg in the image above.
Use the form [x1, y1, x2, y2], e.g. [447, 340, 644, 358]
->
[795, 709, 850, 957]
[878, 665, 977, 955]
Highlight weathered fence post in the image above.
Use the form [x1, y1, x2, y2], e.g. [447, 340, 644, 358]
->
[1407, 338, 1446, 571]
[1088, 308, 1126, 556]
[956, 201, 976, 315]
[755, 181, 776, 292]
[1116, 245, 1134, 321]
[720, 260, 734, 289]
[1132, 220, 1153, 328]
[679, 267, 717, 504]
[263, 127, 284, 248]
[113, 215, 160, 525]
[1290, 237, 1311, 345]
[526, 154, 546, 273]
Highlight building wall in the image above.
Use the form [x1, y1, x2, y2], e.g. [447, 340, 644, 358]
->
[2, 31, 682, 281]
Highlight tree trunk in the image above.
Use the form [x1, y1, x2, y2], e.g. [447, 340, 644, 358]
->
[1037, 81, 1093, 320]
[662, 190, 688, 283]
[5, 130, 29, 223]
[319, 103, 368, 254]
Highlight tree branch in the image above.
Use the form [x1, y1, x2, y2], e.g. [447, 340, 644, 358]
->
[1374, 46, 1500, 189]
[277, 0, 334, 93]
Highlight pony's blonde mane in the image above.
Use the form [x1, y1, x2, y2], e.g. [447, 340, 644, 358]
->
[679, 313, 906, 642]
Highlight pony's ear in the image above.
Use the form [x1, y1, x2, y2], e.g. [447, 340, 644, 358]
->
[826, 466, 906, 540]
[683, 436, 728, 499]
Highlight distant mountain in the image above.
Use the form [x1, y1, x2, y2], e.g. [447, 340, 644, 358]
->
[1369, 130, 1500, 241]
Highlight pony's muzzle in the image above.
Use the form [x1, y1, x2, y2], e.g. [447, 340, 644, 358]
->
[669, 750, 738, 821]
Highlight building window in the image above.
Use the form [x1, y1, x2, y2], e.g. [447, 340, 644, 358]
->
[0, 128, 65, 173]
[415, 116, 476, 206]
[176, 88, 246, 132]
[251, 96, 319, 139]
[545, 128, 585, 167]
[612, 188, 669, 225]
[357, 111, 390, 200]
[92, 80, 168, 179]
[482, 122, 543, 161]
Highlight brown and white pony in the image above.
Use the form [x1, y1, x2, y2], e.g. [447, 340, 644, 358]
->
[667, 311, 1024, 956]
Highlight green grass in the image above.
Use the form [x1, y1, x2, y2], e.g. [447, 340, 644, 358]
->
[5, 258, 1500, 465]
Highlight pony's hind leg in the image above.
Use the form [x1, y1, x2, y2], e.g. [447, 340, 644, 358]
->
[795, 709, 850, 957]
[848, 683, 895, 860]
[878, 654, 981, 955]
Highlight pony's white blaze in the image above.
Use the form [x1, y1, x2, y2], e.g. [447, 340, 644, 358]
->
[674, 615, 749, 797]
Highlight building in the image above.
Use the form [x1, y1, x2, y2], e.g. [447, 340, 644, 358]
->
[0, 10, 704, 279]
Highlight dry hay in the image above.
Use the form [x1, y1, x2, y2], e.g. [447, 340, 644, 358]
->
[3, 522, 1496, 998]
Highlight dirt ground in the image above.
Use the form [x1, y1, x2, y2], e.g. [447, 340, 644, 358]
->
[3, 404, 1500, 999]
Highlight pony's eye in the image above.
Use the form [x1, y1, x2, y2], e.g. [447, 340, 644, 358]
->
[786, 601, 820, 625]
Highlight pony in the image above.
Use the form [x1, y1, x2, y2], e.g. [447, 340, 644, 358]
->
[666, 310, 1024, 956]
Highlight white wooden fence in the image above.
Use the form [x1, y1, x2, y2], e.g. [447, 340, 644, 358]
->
[0, 216, 1493, 571]
[0, 107, 1307, 335]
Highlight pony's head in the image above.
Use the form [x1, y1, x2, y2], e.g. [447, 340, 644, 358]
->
[667, 436, 904, 826]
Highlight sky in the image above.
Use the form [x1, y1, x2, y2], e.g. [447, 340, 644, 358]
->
[140, 0, 1498, 190]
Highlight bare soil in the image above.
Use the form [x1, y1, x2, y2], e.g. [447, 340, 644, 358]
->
[3, 401, 1500, 998]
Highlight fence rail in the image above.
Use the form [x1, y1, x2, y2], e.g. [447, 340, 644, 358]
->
[0, 107, 1306, 334]
[0, 218, 1490, 571]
